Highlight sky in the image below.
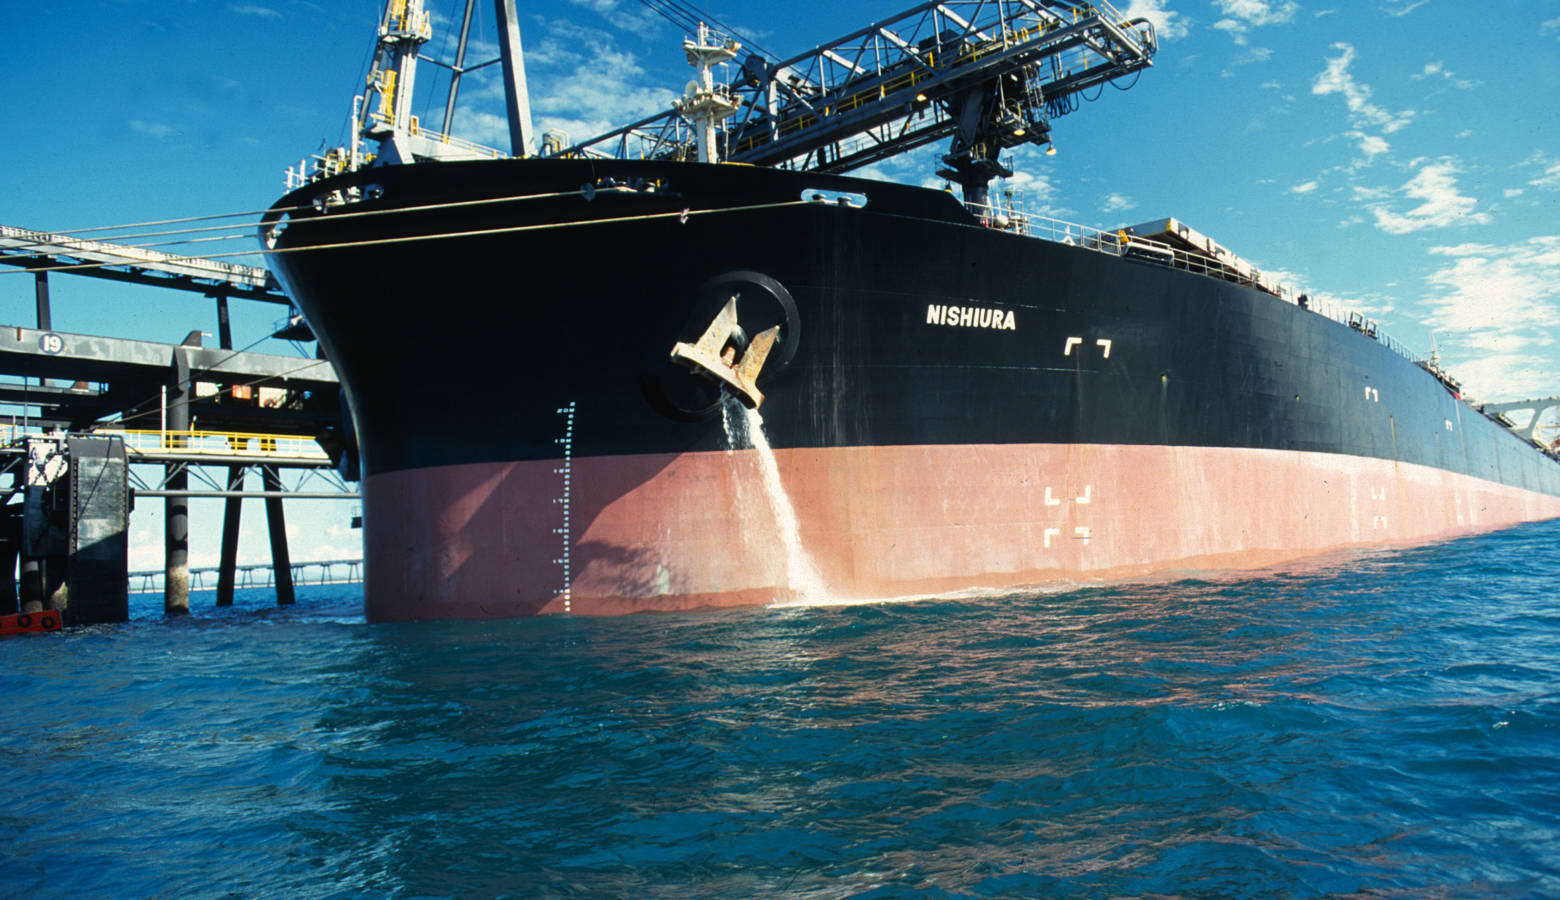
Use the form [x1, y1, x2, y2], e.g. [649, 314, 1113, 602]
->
[4, 0, 1559, 568]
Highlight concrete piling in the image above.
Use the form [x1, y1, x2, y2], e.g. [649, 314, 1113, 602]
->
[164, 346, 193, 616]
[216, 464, 244, 607]
[262, 465, 295, 606]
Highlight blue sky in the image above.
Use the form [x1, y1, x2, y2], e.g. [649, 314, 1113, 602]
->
[5, 0, 1559, 566]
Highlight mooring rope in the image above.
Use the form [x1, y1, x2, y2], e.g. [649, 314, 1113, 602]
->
[254, 197, 817, 256]
[31, 205, 316, 238]
[0, 188, 589, 258]
[0, 196, 820, 277]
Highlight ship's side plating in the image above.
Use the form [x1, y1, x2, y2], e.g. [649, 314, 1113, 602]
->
[264, 159, 1560, 618]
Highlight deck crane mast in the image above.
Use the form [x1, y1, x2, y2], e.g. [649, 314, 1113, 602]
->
[305, 0, 534, 182]
[551, 0, 1158, 208]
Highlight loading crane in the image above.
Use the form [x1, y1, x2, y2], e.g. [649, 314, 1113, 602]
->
[551, 0, 1157, 206]
[304, 1, 1155, 210]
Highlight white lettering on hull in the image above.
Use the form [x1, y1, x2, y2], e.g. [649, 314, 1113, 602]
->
[924, 303, 1017, 330]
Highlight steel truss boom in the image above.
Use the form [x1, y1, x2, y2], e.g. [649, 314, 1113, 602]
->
[553, 0, 1156, 202]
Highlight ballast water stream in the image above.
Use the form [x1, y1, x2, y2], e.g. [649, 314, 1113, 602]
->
[722, 395, 828, 603]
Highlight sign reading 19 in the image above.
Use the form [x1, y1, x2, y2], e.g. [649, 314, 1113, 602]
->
[38, 333, 64, 355]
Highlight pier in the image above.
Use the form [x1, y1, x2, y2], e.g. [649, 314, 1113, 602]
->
[1, 222, 360, 625]
[127, 558, 364, 594]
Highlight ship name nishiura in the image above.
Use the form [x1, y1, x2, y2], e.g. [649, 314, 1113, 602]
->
[925, 303, 1017, 330]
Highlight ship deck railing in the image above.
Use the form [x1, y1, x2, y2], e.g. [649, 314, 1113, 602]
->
[965, 200, 1426, 368]
[287, 108, 508, 190]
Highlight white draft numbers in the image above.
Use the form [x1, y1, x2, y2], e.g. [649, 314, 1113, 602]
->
[552, 401, 576, 612]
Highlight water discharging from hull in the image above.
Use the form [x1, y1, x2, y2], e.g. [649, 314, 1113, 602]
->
[722, 395, 828, 602]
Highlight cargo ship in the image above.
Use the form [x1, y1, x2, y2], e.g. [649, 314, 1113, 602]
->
[263, 1, 1560, 620]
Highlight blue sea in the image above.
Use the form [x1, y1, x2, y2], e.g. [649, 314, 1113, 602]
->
[3, 521, 1559, 899]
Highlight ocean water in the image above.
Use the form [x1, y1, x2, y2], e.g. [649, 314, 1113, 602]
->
[3, 522, 1560, 899]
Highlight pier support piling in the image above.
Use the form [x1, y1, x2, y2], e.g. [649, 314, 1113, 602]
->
[214, 292, 242, 608]
[163, 483, 189, 614]
[217, 464, 244, 607]
[262, 465, 294, 605]
[164, 347, 192, 616]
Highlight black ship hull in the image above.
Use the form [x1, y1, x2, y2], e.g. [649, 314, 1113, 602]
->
[264, 159, 1560, 619]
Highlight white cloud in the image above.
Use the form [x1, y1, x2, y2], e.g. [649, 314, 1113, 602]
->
[1290, 180, 1319, 194]
[1102, 192, 1137, 213]
[228, 4, 281, 19]
[997, 169, 1060, 210]
[1216, 0, 1300, 26]
[561, 0, 666, 36]
[129, 120, 175, 140]
[533, 47, 678, 136]
[1421, 237, 1560, 398]
[1359, 134, 1390, 157]
[1532, 162, 1560, 190]
[1120, 0, 1189, 39]
[1370, 159, 1492, 234]
[1213, 0, 1298, 46]
[1382, 0, 1432, 17]
[1312, 43, 1415, 134]
[1544, 17, 1560, 35]
[1347, 131, 1390, 160]
[455, 22, 678, 151]
[449, 109, 513, 151]
[1213, 19, 1250, 44]
[1254, 262, 1397, 321]
[1410, 60, 1475, 90]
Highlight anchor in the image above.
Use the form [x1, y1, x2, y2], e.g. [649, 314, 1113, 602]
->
[669, 296, 780, 408]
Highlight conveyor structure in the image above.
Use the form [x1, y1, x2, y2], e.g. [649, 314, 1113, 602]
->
[553, 0, 1157, 204]
[0, 224, 288, 303]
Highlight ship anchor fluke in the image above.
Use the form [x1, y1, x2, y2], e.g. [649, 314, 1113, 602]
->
[669, 297, 779, 408]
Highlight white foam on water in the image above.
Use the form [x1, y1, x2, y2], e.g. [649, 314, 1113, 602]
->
[767, 583, 1084, 610]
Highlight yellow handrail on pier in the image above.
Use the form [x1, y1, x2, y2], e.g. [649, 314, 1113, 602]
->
[92, 429, 330, 460]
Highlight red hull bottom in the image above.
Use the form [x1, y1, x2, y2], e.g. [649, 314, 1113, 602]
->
[361, 444, 1560, 620]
